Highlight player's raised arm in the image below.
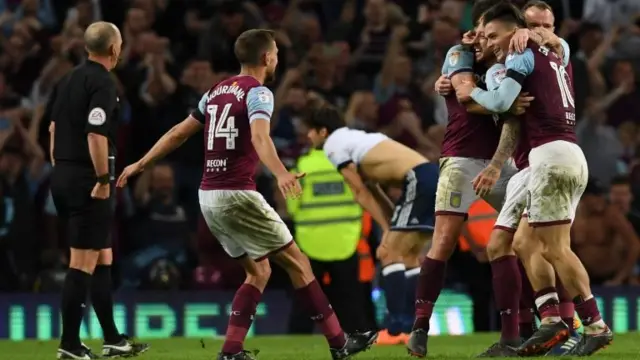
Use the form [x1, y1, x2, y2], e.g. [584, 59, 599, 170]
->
[116, 93, 205, 187]
[138, 105, 204, 168]
[467, 49, 534, 113]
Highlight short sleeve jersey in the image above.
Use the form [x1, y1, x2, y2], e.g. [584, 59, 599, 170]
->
[50, 60, 119, 167]
[191, 75, 272, 190]
[505, 41, 577, 148]
[440, 45, 500, 160]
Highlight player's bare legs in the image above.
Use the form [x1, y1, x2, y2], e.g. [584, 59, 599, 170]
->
[219, 256, 271, 360]
[408, 215, 463, 357]
[403, 239, 427, 337]
[272, 242, 377, 359]
[532, 224, 612, 355]
[376, 231, 426, 344]
[513, 220, 568, 355]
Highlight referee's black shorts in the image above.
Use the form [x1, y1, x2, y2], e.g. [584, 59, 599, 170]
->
[51, 163, 114, 250]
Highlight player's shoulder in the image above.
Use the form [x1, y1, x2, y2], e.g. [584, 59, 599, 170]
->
[446, 44, 471, 55]
[444, 44, 474, 67]
[525, 40, 557, 59]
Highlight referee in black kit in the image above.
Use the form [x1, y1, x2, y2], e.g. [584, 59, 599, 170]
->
[46, 22, 148, 360]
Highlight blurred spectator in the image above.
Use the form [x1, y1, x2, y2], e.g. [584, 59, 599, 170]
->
[582, 0, 640, 31]
[609, 175, 640, 235]
[606, 59, 640, 128]
[573, 178, 640, 285]
[120, 163, 192, 289]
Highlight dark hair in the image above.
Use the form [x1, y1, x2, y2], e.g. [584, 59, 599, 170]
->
[522, 0, 552, 12]
[585, 177, 605, 196]
[471, 0, 504, 26]
[234, 29, 275, 66]
[304, 104, 345, 134]
[482, 2, 527, 28]
[610, 175, 631, 187]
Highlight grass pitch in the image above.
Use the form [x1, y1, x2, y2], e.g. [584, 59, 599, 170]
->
[4, 333, 639, 359]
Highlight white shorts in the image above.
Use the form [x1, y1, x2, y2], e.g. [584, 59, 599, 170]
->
[198, 189, 293, 260]
[435, 157, 518, 215]
[527, 140, 588, 226]
[494, 167, 531, 231]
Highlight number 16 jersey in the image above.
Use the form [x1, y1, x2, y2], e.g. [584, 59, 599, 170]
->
[190, 75, 273, 191]
[505, 41, 576, 149]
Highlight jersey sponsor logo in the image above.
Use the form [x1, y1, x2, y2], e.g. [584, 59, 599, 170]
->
[449, 51, 460, 66]
[205, 158, 228, 172]
[88, 107, 106, 126]
[449, 192, 462, 208]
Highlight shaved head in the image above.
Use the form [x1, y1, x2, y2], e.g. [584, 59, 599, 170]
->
[84, 21, 121, 56]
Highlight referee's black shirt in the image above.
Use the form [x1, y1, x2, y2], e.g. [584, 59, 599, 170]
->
[45, 60, 118, 168]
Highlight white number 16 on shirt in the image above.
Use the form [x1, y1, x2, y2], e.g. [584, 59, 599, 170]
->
[206, 103, 239, 150]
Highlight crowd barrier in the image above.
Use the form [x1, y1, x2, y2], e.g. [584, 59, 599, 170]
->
[1, 287, 637, 340]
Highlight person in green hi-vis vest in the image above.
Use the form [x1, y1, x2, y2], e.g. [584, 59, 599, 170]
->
[286, 148, 375, 334]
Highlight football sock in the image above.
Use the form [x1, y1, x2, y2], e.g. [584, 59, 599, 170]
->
[556, 280, 575, 331]
[574, 295, 606, 334]
[295, 280, 346, 349]
[222, 284, 262, 354]
[403, 267, 420, 333]
[518, 260, 537, 339]
[381, 263, 407, 335]
[413, 257, 446, 332]
[60, 268, 91, 349]
[534, 287, 561, 324]
[90, 265, 121, 344]
[490, 255, 521, 343]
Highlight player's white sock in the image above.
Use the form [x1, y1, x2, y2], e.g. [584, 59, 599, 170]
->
[534, 292, 561, 324]
[584, 319, 607, 335]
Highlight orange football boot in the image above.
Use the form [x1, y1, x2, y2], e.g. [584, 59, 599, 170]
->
[376, 329, 406, 345]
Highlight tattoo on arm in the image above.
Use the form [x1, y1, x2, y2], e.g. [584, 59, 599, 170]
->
[490, 118, 520, 168]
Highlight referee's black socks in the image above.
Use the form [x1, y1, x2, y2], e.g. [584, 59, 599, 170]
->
[60, 268, 91, 349]
[91, 265, 121, 343]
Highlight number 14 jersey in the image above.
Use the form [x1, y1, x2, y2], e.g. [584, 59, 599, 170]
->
[190, 75, 273, 190]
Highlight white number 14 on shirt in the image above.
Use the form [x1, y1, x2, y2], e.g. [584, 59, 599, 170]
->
[206, 103, 239, 150]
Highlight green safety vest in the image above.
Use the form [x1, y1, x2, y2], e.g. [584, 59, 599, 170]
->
[287, 149, 362, 261]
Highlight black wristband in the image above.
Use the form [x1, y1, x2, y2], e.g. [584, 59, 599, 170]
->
[97, 174, 110, 184]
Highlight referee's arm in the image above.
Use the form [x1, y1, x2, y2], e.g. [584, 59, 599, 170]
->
[86, 75, 117, 177]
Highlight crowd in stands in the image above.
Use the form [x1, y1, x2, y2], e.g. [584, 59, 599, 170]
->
[1, 0, 640, 293]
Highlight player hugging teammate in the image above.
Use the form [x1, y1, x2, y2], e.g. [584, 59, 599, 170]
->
[408, 0, 612, 358]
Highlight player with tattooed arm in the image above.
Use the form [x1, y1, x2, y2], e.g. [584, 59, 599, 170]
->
[457, 3, 612, 356]
[405, 1, 535, 357]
